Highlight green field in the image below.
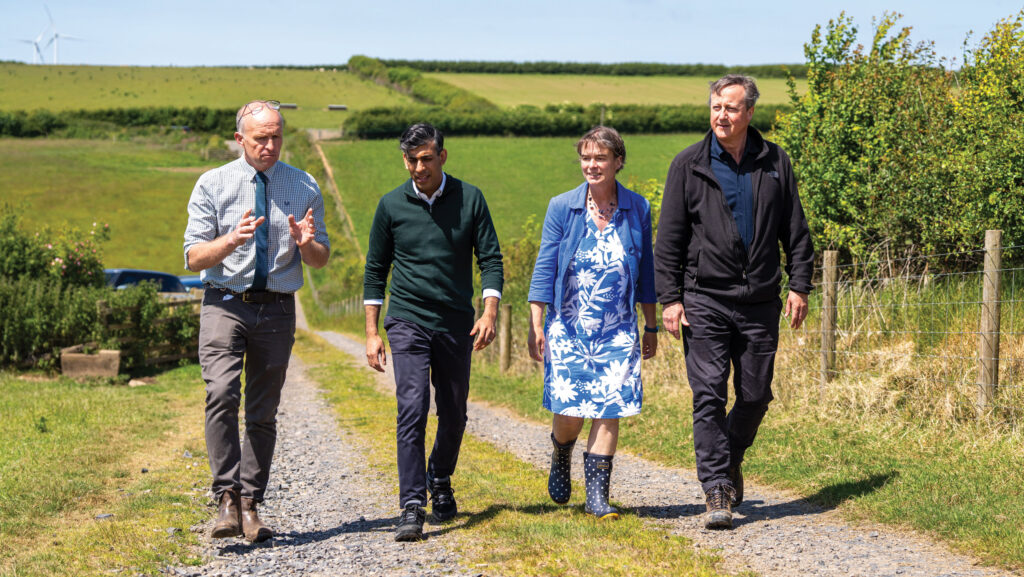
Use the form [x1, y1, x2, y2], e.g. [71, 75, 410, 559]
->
[323, 133, 702, 246]
[0, 63, 413, 129]
[427, 73, 805, 108]
[0, 137, 221, 274]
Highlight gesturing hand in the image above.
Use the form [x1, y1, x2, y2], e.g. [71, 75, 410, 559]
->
[288, 208, 316, 247]
[230, 208, 265, 248]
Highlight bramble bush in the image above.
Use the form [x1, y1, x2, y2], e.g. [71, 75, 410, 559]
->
[774, 11, 1024, 263]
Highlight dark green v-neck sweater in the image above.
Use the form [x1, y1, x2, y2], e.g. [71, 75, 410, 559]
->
[363, 175, 504, 334]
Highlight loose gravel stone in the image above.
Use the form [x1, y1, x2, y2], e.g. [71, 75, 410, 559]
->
[172, 354, 476, 577]
[318, 330, 1017, 577]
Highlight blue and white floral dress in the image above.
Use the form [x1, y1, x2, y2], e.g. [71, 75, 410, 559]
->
[543, 211, 643, 418]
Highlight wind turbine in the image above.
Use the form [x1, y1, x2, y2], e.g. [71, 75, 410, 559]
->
[17, 20, 50, 64]
[40, 5, 83, 65]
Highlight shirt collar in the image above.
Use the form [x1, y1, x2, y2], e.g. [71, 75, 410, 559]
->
[711, 133, 756, 164]
[240, 156, 279, 181]
[413, 173, 447, 204]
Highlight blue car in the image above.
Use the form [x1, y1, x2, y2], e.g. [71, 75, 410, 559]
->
[104, 269, 188, 293]
[179, 274, 204, 289]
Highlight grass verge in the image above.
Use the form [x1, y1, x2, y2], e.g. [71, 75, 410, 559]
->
[293, 331, 732, 577]
[469, 356, 1024, 571]
[0, 365, 210, 576]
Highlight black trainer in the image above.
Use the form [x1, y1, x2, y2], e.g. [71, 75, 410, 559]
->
[428, 474, 457, 522]
[704, 484, 735, 530]
[394, 503, 426, 542]
[728, 463, 743, 507]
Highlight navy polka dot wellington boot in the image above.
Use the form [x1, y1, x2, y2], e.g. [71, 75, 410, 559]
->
[548, 433, 576, 504]
[583, 452, 619, 520]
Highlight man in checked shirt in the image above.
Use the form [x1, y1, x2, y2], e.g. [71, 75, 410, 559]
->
[183, 99, 330, 542]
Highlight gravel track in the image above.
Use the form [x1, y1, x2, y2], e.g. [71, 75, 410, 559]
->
[172, 294, 1016, 576]
[316, 330, 1017, 577]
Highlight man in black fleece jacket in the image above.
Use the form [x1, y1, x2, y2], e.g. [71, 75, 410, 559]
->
[654, 75, 814, 530]
[364, 123, 504, 542]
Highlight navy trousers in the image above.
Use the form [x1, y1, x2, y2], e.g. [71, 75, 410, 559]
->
[682, 291, 781, 492]
[384, 316, 473, 508]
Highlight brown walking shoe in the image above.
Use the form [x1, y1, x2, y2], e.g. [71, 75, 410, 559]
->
[704, 484, 735, 530]
[210, 489, 242, 538]
[241, 497, 274, 542]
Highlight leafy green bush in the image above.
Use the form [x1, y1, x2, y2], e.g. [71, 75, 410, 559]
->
[773, 11, 1024, 262]
[0, 206, 197, 370]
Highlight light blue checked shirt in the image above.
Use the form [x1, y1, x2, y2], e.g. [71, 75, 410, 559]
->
[183, 157, 330, 293]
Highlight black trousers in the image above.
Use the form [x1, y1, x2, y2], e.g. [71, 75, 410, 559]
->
[682, 291, 781, 493]
[199, 290, 295, 502]
[384, 316, 473, 508]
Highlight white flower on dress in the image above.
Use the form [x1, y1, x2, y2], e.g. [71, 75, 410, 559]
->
[548, 338, 577, 364]
[561, 406, 584, 417]
[550, 374, 577, 403]
[610, 330, 635, 348]
[547, 319, 567, 338]
[600, 359, 630, 391]
[619, 401, 641, 417]
[576, 268, 597, 289]
[578, 400, 600, 419]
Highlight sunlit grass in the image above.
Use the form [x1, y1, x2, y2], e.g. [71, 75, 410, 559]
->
[0, 365, 209, 575]
[0, 63, 412, 129]
[426, 73, 804, 108]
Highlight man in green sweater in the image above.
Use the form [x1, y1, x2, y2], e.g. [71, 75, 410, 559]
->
[364, 123, 504, 542]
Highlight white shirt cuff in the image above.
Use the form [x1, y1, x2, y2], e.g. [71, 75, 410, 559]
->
[363, 299, 384, 306]
[482, 289, 502, 301]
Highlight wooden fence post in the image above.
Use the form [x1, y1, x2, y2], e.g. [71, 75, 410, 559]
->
[820, 250, 838, 401]
[499, 303, 512, 373]
[977, 229, 1002, 416]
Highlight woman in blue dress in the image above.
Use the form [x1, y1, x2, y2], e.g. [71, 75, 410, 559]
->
[527, 126, 659, 519]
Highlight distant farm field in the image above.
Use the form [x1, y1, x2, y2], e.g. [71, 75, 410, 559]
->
[426, 73, 805, 108]
[0, 137, 220, 274]
[322, 133, 703, 247]
[0, 63, 413, 129]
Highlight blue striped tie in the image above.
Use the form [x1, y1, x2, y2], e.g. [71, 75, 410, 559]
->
[251, 171, 269, 291]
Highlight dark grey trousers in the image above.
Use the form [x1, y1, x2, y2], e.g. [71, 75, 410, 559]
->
[198, 290, 295, 502]
[682, 291, 781, 493]
[384, 316, 473, 508]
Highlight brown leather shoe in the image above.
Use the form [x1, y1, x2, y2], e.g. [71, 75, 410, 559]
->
[241, 497, 273, 542]
[211, 489, 242, 538]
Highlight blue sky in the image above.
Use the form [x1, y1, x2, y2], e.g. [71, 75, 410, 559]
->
[1, 1, 1019, 67]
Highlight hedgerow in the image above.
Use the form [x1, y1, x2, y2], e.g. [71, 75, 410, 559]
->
[0, 106, 235, 137]
[378, 59, 808, 79]
[345, 102, 790, 139]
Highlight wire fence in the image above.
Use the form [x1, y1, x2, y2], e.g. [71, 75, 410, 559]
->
[309, 230, 1024, 426]
[779, 231, 1023, 425]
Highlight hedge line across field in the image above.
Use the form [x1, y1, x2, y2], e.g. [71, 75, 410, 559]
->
[345, 102, 790, 139]
[379, 59, 808, 79]
[0, 106, 236, 137]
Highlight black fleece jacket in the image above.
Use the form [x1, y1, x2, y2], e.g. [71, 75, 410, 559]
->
[654, 128, 815, 305]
